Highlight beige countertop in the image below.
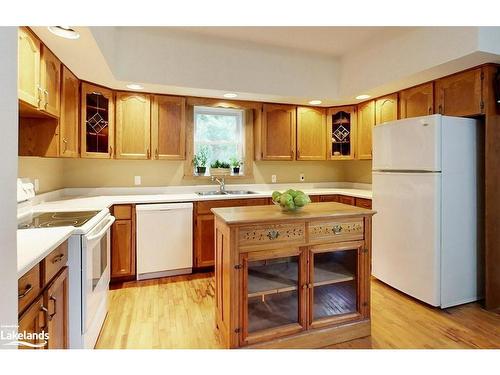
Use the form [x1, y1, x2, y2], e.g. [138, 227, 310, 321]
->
[212, 202, 376, 225]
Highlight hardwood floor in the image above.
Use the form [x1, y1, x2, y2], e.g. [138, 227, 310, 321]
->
[95, 273, 500, 349]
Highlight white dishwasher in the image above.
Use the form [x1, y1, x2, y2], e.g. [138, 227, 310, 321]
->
[136, 203, 193, 280]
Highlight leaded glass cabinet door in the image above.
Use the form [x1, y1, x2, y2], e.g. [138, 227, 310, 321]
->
[240, 248, 306, 346]
[81, 82, 115, 158]
[308, 242, 365, 328]
[327, 106, 357, 160]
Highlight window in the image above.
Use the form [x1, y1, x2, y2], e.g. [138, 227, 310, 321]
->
[194, 106, 245, 172]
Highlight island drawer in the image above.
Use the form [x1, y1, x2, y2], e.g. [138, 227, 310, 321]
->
[18, 263, 41, 315]
[238, 222, 306, 249]
[308, 218, 364, 243]
[43, 242, 68, 285]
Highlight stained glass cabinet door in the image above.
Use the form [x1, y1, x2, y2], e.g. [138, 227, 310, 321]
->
[81, 82, 115, 158]
[327, 106, 357, 160]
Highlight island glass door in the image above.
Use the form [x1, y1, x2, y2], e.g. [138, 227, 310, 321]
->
[241, 248, 306, 345]
[308, 242, 364, 328]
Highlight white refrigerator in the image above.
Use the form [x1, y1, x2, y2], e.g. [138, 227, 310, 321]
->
[372, 114, 483, 308]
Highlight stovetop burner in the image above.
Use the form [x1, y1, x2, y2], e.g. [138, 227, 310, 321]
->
[18, 211, 100, 229]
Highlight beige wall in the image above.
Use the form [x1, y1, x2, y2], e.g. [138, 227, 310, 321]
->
[18, 157, 65, 193]
[18, 157, 372, 191]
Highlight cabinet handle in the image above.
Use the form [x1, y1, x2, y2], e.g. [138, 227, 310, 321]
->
[428, 106, 433, 115]
[302, 284, 307, 290]
[290, 149, 294, 159]
[109, 146, 113, 157]
[438, 104, 443, 114]
[266, 230, 280, 240]
[48, 296, 57, 321]
[155, 149, 159, 159]
[63, 137, 68, 153]
[44, 89, 49, 109]
[308, 283, 313, 289]
[52, 254, 64, 264]
[297, 149, 300, 159]
[147, 149, 151, 159]
[18, 284, 33, 299]
[37, 86, 43, 108]
[332, 225, 343, 235]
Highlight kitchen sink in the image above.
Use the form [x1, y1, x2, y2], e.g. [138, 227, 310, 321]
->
[195, 190, 257, 196]
[224, 190, 257, 195]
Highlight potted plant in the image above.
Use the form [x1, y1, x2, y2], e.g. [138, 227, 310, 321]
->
[229, 156, 242, 175]
[210, 160, 231, 176]
[192, 146, 209, 175]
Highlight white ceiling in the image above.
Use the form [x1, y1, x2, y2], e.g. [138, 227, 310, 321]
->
[172, 27, 402, 57]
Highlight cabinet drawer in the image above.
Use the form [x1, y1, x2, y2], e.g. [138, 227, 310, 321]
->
[197, 198, 268, 215]
[18, 263, 41, 315]
[113, 205, 133, 220]
[308, 219, 364, 243]
[238, 222, 306, 249]
[338, 195, 355, 206]
[43, 242, 68, 285]
[319, 194, 339, 203]
[355, 198, 372, 209]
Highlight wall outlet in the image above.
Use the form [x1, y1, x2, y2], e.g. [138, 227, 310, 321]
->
[134, 176, 142, 186]
[299, 173, 305, 182]
[271, 175, 277, 183]
[34, 179, 40, 192]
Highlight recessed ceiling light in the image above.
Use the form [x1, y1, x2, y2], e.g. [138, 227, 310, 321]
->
[126, 83, 144, 90]
[355, 94, 371, 100]
[47, 26, 80, 40]
[309, 100, 322, 105]
[223, 93, 238, 98]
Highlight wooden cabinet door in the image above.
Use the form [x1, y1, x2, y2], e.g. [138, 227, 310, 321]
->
[111, 219, 136, 278]
[195, 214, 216, 268]
[261, 104, 296, 160]
[151, 95, 186, 160]
[327, 106, 357, 160]
[18, 27, 41, 108]
[296, 106, 326, 160]
[375, 93, 398, 125]
[399, 82, 434, 119]
[308, 241, 365, 329]
[18, 296, 46, 349]
[116, 92, 151, 159]
[40, 45, 61, 117]
[240, 248, 306, 346]
[60, 67, 79, 157]
[81, 83, 115, 158]
[435, 68, 483, 116]
[356, 100, 375, 160]
[44, 267, 68, 349]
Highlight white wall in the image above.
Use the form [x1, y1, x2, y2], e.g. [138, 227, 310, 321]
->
[0, 27, 18, 347]
[106, 27, 339, 103]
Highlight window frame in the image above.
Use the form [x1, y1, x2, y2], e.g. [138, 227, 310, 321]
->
[193, 106, 245, 171]
[184, 98, 259, 179]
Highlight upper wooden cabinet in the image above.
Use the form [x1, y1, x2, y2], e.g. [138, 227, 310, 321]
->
[261, 104, 296, 160]
[327, 106, 357, 160]
[356, 100, 375, 160]
[40, 46, 61, 117]
[151, 95, 186, 160]
[435, 68, 483, 117]
[296, 107, 326, 160]
[375, 93, 398, 125]
[18, 27, 41, 108]
[59, 67, 79, 157]
[81, 83, 115, 158]
[399, 82, 434, 119]
[115, 92, 152, 159]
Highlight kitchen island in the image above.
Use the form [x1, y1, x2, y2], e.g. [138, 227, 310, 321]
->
[212, 202, 376, 348]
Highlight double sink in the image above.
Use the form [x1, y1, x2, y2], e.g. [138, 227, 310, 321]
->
[196, 190, 257, 196]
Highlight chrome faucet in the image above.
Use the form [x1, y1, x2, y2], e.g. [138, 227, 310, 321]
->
[211, 176, 226, 192]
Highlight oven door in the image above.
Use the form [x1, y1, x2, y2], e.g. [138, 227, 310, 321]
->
[81, 214, 115, 339]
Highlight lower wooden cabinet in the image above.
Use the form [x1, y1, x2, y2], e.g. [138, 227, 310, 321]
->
[44, 267, 69, 349]
[338, 195, 355, 206]
[319, 194, 339, 203]
[355, 197, 372, 209]
[111, 204, 136, 280]
[18, 245, 69, 350]
[194, 198, 270, 268]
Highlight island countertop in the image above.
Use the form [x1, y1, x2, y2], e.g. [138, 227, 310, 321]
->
[211, 201, 376, 225]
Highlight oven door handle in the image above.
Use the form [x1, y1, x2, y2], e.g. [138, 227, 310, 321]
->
[85, 216, 115, 242]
